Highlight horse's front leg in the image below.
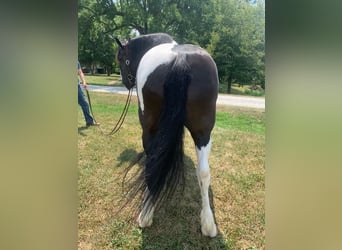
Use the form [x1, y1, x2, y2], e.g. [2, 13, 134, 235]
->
[195, 139, 217, 237]
[137, 188, 155, 228]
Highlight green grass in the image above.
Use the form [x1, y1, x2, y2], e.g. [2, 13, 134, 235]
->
[216, 112, 265, 135]
[78, 92, 265, 249]
[84, 74, 123, 86]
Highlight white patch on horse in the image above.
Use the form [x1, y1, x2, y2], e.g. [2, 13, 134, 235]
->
[137, 205, 155, 228]
[136, 42, 178, 112]
[195, 139, 217, 237]
[137, 188, 155, 227]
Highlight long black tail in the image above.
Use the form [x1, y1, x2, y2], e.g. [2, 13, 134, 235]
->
[121, 54, 191, 217]
[142, 54, 191, 213]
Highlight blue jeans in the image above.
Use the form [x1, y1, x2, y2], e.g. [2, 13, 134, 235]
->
[78, 84, 94, 125]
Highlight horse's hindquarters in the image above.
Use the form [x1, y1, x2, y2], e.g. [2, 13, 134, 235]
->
[185, 54, 218, 148]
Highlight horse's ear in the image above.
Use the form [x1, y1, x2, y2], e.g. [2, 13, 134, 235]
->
[115, 37, 124, 49]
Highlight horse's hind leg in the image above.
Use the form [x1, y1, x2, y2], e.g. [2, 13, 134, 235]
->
[195, 138, 217, 237]
[137, 109, 157, 228]
[186, 98, 218, 237]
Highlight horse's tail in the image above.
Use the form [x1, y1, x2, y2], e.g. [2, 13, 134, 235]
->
[142, 54, 191, 213]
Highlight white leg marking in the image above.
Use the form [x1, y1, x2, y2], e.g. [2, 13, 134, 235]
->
[136, 42, 177, 112]
[137, 189, 155, 228]
[196, 139, 217, 237]
[138, 205, 155, 228]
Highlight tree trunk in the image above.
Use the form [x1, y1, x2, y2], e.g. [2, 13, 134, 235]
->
[227, 75, 233, 94]
[106, 66, 111, 76]
[143, 21, 148, 34]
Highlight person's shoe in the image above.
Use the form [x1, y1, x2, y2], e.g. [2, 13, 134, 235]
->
[86, 122, 100, 127]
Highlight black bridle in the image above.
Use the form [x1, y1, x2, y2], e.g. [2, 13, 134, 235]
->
[125, 61, 136, 88]
[123, 45, 136, 89]
[114, 37, 137, 90]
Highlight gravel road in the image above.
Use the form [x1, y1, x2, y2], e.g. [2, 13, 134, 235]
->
[87, 85, 265, 109]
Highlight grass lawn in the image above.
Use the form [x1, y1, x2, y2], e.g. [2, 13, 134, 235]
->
[78, 92, 265, 249]
[84, 74, 123, 87]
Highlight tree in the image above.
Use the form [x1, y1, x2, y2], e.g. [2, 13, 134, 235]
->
[78, 0, 121, 74]
[78, 0, 216, 70]
[78, 0, 265, 91]
[207, 0, 265, 93]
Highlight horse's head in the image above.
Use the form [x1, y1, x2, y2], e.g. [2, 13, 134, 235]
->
[115, 33, 176, 90]
[115, 38, 136, 90]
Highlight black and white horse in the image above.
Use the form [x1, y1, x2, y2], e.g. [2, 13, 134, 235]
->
[115, 33, 218, 237]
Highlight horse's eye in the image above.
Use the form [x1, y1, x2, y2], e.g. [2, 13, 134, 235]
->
[125, 60, 130, 66]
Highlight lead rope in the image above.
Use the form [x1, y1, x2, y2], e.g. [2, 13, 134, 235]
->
[108, 88, 133, 135]
[85, 88, 98, 124]
[85, 87, 134, 136]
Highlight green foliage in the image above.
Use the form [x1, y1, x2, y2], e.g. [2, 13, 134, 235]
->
[78, 0, 118, 75]
[78, 0, 265, 92]
[219, 82, 265, 96]
[208, 0, 265, 93]
[244, 88, 265, 96]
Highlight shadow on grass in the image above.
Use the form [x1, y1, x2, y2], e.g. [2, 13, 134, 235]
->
[116, 149, 140, 168]
[139, 155, 228, 249]
[78, 126, 88, 136]
[112, 150, 228, 249]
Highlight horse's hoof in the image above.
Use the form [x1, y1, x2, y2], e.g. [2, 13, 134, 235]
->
[137, 212, 153, 228]
[201, 209, 217, 237]
[201, 223, 217, 237]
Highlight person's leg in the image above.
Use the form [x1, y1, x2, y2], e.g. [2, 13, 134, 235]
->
[78, 84, 94, 125]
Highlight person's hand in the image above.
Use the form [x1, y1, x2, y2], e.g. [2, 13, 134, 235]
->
[82, 82, 87, 89]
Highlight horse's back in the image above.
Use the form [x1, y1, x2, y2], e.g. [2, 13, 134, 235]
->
[137, 43, 218, 100]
